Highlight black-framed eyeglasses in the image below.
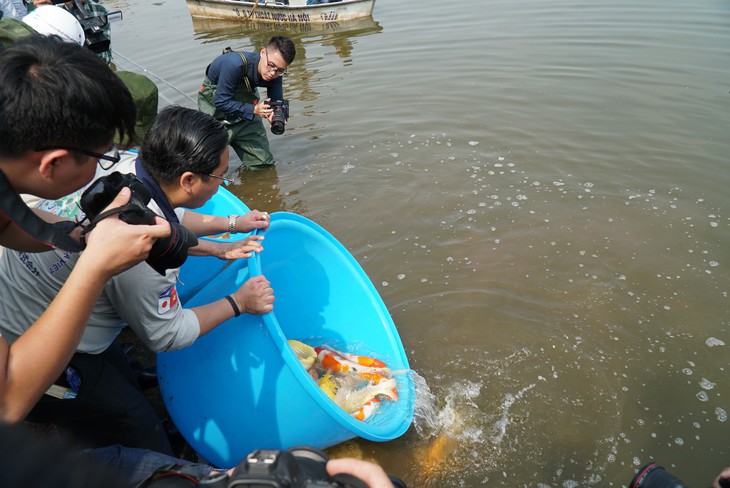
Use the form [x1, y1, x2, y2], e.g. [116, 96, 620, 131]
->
[37, 145, 121, 170]
[205, 173, 232, 186]
[264, 49, 288, 76]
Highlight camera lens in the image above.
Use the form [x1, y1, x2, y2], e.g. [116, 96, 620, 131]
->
[269, 100, 287, 135]
[630, 462, 690, 488]
[271, 120, 285, 135]
[145, 222, 198, 275]
[270, 108, 286, 135]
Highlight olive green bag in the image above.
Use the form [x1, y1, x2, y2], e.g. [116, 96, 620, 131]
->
[0, 18, 36, 49]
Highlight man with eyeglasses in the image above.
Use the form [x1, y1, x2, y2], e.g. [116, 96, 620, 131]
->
[0, 106, 275, 454]
[198, 35, 296, 169]
[0, 35, 170, 424]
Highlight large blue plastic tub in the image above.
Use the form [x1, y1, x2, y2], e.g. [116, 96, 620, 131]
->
[157, 211, 414, 468]
[177, 187, 250, 304]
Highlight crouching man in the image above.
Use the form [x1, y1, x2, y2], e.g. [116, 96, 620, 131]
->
[0, 106, 274, 454]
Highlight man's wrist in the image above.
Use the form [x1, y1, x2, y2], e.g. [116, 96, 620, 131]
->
[224, 294, 243, 317]
[227, 214, 237, 234]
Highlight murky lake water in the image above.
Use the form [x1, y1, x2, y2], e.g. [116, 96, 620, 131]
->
[108, 0, 730, 485]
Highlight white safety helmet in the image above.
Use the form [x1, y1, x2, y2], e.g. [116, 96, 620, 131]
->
[22, 6, 85, 46]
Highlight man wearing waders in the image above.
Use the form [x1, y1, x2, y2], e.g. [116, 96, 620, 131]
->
[198, 35, 296, 169]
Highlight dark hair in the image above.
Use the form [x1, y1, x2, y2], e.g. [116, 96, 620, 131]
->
[140, 106, 229, 185]
[0, 34, 136, 159]
[267, 35, 296, 65]
[0, 423, 127, 488]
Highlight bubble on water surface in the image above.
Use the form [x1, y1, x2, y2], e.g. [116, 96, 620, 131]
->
[468, 141, 479, 146]
[706, 337, 725, 347]
[716, 408, 727, 422]
[697, 391, 709, 402]
[699, 378, 716, 390]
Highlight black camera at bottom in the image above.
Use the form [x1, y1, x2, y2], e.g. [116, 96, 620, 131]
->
[630, 462, 730, 488]
[138, 446, 406, 488]
[630, 462, 689, 488]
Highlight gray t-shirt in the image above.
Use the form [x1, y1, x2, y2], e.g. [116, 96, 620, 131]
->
[0, 153, 200, 354]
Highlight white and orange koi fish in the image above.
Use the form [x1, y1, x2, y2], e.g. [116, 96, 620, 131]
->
[351, 397, 380, 421]
[321, 345, 388, 368]
[314, 347, 390, 374]
[333, 376, 399, 415]
[356, 371, 390, 384]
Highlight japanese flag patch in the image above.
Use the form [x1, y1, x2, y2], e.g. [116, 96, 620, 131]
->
[158, 284, 179, 314]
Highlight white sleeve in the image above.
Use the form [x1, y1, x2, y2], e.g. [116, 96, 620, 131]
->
[105, 262, 201, 352]
[0, 0, 19, 19]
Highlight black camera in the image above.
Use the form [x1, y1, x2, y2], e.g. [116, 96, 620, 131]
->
[50, 0, 122, 54]
[79, 171, 198, 275]
[138, 446, 406, 488]
[269, 99, 289, 135]
[630, 462, 730, 488]
[630, 463, 689, 488]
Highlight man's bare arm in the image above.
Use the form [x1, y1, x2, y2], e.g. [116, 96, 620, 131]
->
[0, 188, 170, 422]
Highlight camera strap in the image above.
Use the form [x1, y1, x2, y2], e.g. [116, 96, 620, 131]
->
[0, 169, 84, 252]
[77, 202, 142, 244]
[221, 47, 253, 94]
[237, 51, 253, 94]
[134, 156, 179, 223]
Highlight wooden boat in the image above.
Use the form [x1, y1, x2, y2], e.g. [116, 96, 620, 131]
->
[186, 0, 376, 24]
[191, 13, 381, 39]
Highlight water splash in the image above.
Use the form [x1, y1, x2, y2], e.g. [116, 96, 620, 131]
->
[490, 380, 544, 445]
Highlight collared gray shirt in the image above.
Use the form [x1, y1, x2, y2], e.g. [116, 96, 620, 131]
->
[0, 153, 199, 354]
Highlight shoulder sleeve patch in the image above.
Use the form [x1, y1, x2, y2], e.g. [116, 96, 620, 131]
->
[157, 284, 180, 315]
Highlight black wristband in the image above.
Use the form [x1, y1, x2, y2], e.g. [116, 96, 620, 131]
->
[224, 295, 241, 317]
